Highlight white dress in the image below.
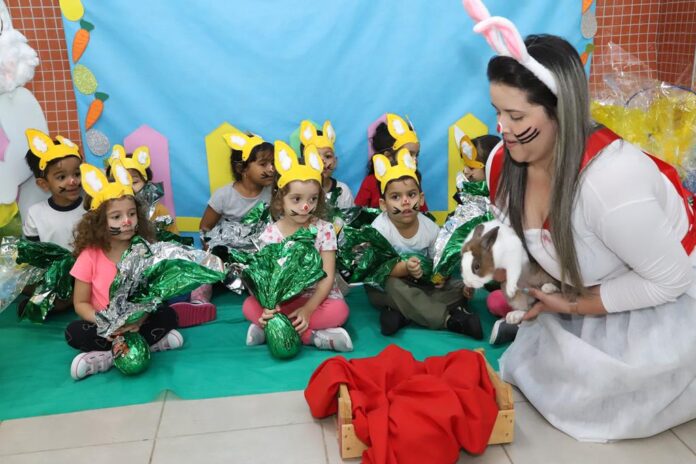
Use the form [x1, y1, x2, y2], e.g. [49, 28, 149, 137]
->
[490, 139, 696, 442]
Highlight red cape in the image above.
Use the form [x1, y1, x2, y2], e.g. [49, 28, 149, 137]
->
[305, 345, 498, 464]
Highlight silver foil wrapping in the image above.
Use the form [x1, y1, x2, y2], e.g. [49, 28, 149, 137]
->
[0, 238, 44, 313]
[135, 182, 165, 219]
[431, 194, 490, 268]
[95, 240, 225, 338]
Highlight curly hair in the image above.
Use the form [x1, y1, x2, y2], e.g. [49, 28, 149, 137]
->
[270, 180, 327, 221]
[73, 195, 156, 257]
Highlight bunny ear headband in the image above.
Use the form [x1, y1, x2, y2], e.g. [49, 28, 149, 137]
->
[462, 0, 558, 96]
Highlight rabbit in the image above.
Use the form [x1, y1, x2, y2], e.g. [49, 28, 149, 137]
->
[461, 219, 560, 324]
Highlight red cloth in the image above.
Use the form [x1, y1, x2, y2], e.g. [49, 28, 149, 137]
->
[304, 345, 498, 464]
[355, 174, 429, 212]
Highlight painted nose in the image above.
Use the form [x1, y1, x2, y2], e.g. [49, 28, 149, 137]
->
[69, 177, 79, 186]
[302, 203, 309, 212]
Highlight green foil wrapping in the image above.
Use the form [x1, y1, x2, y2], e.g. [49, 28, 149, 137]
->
[337, 225, 399, 288]
[96, 237, 226, 338]
[15, 239, 75, 322]
[265, 313, 302, 359]
[240, 202, 271, 225]
[399, 252, 435, 283]
[432, 212, 493, 279]
[112, 332, 151, 376]
[156, 229, 194, 246]
[459, 180, 490, 197]
[0, 238, 44, 313]
[241, 228, 326, 310]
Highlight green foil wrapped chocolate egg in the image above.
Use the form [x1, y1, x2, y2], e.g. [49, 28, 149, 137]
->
[125, 311, 147, 325]
[265, 313, 301, 359]
[112, 332, 151, 375]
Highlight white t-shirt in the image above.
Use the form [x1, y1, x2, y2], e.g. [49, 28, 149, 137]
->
[489, 139, 695, 313]
[208, 183, 272, 222]
[22, 197, 85, 250]
[371, 212, 440, 258]
[326, 179, 355, 209]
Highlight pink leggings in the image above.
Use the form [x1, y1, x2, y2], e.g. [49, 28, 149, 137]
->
[242, 295, 349, 344]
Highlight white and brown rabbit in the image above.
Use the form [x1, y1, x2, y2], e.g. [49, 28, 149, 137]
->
[461, 219, 560, 324]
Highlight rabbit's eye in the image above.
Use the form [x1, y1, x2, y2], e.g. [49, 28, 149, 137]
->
[473, 262, 480, 273]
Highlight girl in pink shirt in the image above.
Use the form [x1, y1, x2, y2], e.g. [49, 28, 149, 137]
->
[242, 142, 353, 352]
[65, 161, 183, 380]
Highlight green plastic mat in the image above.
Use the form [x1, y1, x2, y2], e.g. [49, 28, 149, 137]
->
[0, 287, 508, 420]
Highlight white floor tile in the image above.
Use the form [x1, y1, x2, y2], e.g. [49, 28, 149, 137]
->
[457, 446, 512, 463]
[504, 402, 696, 464]
[151, 422, 326, 464]
[511, 385, 527, 404]
[0, 402, 163, 456]
[672, 418, 696, 453]
[0, 440, 153, 464]
[158, 390, 314, 438]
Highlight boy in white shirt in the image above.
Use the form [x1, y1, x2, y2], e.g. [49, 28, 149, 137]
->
[366, 149, 482, 339]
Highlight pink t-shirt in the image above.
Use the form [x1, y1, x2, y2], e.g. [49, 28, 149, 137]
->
[258, 218, 343, 300]
[70, 247, 118, 311]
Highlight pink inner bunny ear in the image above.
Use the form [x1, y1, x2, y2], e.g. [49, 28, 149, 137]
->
[462, 0, 491, 22]
[474, 20, 508, 56]
[495, 18, 528, 61]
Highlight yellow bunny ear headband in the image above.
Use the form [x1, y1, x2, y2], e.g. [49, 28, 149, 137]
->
[274, 141, 324, 189]
[373, 148, 419, 193]
[81, 160, 134, 210]
[223, 131, 265, 161]
[453, 126, 484, 169]
[25, 128, 81, 172]
[108, 144, 151, 180]
[299, 120, 336, 151]
[386, 114, 418, 151]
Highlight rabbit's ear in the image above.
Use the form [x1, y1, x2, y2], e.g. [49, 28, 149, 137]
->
[299, 120, 318, 146]
[80, 163, 108, 198]
[323, 120, 336, 143]
[112, 160, 133, 188]
[396, 148, 417, 171]
[110, 144, 126, 163]
[25, 128, 54, 156]
[462, 0, 491, 23]
[387, 113, 409, 138]
[372, 154, 391, 183]
[481, 226, 500, 251]
[274, 140, 298, 175]
[223, 131, 249, 151]
[304, 145, 324, 174]
[132, 146, 151, 169]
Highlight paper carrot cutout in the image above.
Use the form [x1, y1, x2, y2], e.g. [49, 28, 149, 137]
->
[72, 20, 94, 63]
[85, 92, 108, 130]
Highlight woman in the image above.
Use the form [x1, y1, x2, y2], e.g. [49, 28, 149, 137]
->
[471, 22, 696, 441]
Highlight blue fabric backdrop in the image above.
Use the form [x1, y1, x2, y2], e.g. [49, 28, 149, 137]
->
[61, 0, 591, 220]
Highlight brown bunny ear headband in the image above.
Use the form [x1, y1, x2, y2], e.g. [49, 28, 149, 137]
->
[462, 0, 558, 96]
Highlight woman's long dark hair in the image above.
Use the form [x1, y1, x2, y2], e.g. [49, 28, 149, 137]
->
[488, 34, 593, 293]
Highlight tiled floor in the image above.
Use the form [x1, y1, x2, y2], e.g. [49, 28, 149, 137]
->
[1, 388, 696, 464]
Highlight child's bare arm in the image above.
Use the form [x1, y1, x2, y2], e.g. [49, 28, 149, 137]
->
[199, 206, 222, 232]
[389, 260, 410, 278]
[73, 279, 96, 323]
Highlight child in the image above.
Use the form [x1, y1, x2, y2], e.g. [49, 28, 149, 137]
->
[242, 141, 352, 352]
[192, 131, 275, 310]
[355, 113, 429, 212]
[455, 133, 501, 190]
[22, 129, 84, 250]
[106, 144, 212, 325]
[298, 120, 354, 209]
[200, 130, 275, 230]
[65, 161, 183, 380]
[365, 149, 482, 338]
[106, 144, 177, 232]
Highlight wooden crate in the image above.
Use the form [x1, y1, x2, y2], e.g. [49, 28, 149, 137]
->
[336, 349, 514, 459]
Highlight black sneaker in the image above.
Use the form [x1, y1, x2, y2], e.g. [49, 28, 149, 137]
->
[380, 307, 409, 336]
[446, 306, 483, 340]
[489, 319, 518, 345]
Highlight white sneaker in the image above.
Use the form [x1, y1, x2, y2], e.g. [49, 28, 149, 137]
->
[246, 324, 266, 346]
[70, 351, 114, 380]
[150, 329, 184, 353]
[312, 328, 353, 352]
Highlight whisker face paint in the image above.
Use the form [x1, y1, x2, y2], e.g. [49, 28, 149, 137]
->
[109, 226, 122, 235]
[515, 127, 540, 144]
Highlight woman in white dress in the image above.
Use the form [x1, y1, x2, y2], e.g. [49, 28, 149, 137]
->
[467, 16, 696, 441]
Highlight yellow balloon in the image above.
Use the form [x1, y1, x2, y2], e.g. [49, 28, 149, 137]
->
[59, 0, 84, 21]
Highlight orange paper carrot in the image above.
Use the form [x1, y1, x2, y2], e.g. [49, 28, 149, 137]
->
[72, 19, 94, 63]
[85, 92, 108, 130]
[582, 0, 593, 13]
[580, 43, 595, 65]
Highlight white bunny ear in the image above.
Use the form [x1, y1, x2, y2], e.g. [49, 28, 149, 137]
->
[306, 148, 324, 173]
[56, 136, 77, 149]
[25, 129, 52, 154]
[80, 164, 107, 198]
[323, 121, 336, 143]
[278, 149, 292, 171]
[396, 148, 417, 170]
[224, 132, 248, 151]
[462, 0, 491, 22]
[133, 146, 150, 167]
[110, 144, 126, 161]
[391, 118, 406, 135]
[84, 170, 103, 192]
